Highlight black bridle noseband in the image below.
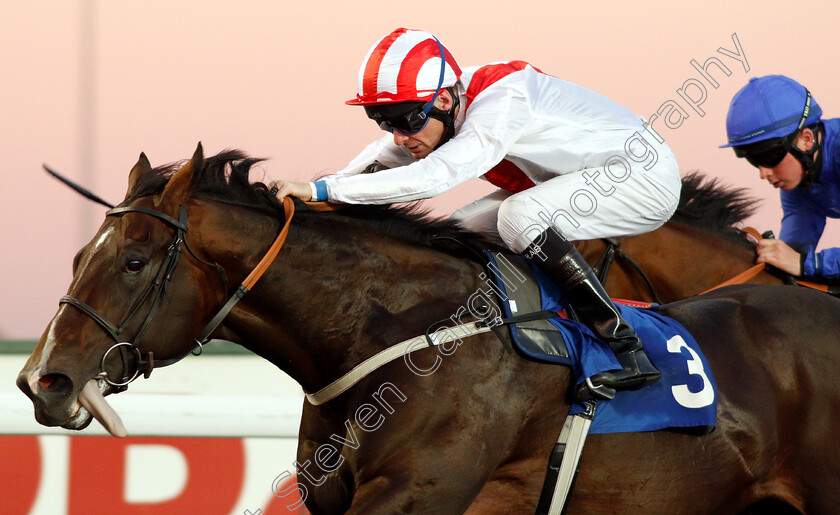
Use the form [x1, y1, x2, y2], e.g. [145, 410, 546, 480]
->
[59, 204, 228, 389]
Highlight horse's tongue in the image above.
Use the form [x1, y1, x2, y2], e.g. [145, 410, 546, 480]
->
[78, 379, 128, 437]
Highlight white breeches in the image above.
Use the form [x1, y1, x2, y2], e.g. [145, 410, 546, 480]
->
[451, 150, 681, 253]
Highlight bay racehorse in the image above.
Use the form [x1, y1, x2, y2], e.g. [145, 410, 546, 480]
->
[18, 146, 840, 513]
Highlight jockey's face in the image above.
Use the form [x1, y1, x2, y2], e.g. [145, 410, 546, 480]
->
[391, 117, 446, 159]
[757, 153, 805, 190]
[389, 90, 455, 159]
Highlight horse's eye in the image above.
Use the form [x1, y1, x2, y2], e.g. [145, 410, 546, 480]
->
[125, 260, 145, 274]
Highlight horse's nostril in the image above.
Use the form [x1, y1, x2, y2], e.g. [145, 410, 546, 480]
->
[38, 374, 72, 394]
[39, 376, 55, 389]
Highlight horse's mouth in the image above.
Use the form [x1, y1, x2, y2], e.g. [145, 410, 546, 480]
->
[30, 374, 129, 438]
[68, 379, 128, 437]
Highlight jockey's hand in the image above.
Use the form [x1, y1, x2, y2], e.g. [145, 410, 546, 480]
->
[271, 180, 312, 202]
[756, 238, 803, 276]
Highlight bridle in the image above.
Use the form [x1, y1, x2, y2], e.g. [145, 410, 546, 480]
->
[59, 196, 295, 389]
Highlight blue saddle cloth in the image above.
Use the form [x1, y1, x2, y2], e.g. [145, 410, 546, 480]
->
[485, 252, 718, 434]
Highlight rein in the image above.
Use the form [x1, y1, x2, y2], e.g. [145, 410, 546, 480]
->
[592, 238, 662, 304]
[60, 196, 295, 388]
[697, 227, 766, 294]
[700, 227, 833, 294]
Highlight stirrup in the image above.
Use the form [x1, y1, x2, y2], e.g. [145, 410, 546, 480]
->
[575, 377, 616, 402]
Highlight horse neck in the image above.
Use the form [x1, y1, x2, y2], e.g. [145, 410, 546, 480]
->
[196, 203, 487, 393]
[577, 223, 770, 302]
[636, 223, 775, 299]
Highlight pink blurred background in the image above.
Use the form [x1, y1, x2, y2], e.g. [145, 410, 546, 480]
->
[3, 1, 840, 339]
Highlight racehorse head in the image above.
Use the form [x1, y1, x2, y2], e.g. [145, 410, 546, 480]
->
[17, 141, 485, 438]
[16, 143, 236, 436]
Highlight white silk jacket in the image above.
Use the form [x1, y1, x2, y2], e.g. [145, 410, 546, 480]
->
[322, 62, 665, 204]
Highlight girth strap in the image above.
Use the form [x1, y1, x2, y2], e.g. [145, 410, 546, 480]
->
[490, 310, 563, 326]
[305, 322, 493, 406]
[535, 401, 597, 514]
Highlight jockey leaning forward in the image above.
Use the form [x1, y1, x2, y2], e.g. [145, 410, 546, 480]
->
[722, 75, 840, 279]
[273, 28, 682, 400]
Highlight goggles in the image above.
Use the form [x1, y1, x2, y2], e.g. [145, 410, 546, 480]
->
[735, 90, 812, 169]
[735, 136, 794, 168]
[365, 102, 434, 135]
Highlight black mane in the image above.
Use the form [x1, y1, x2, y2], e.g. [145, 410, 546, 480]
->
[127, 150, 278, 213]
[672, 171, 760, 244]
[128, 150, 759, 257]
[127, 150, 502, 260]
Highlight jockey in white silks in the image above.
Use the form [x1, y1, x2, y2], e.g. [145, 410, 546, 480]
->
[273, 27, 682, 400]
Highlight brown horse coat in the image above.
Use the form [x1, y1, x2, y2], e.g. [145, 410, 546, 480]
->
[18, 148, 840, 513]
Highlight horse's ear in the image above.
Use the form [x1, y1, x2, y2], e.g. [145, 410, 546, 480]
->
[125, 152, 152, 200]
[156, 142, 204, 210]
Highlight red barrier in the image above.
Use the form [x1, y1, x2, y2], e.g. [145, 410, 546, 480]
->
[0, 436, 41, 514]
[0, 435, 311, 514]
[68, 437, 245, 514]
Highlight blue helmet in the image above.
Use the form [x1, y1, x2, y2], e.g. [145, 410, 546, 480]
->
[721, 75, 822, 148]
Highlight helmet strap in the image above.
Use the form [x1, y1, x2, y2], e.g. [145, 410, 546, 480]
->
[792, 122, 824, 188]
[416, 37, 448, 123]
[430, 86, 460, 149]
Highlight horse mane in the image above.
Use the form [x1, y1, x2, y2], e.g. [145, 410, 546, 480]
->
[128, 151, 759, 257]
[671, 171, 760, 244]
[126, 149, 503, 261]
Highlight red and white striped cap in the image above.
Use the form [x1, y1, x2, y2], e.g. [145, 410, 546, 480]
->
[346, 28, 462, 106]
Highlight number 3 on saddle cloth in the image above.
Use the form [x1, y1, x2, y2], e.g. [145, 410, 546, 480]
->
[482, 251, 718, 434]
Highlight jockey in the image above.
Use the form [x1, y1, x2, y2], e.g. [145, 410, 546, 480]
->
[722, 75, 839, 278]
[274, 28, 682, 399]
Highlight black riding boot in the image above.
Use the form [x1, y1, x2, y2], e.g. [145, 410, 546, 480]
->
[524, 228, 661, 400]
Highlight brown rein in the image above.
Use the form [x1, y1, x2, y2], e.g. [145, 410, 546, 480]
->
[240, 196, 295, 289]
[188, 195, 296, 352]
[700, 227, 829, 294]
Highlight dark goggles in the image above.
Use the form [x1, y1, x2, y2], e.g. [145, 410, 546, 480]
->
[735, 135, 793, 168]
[365, 102, 434, 136]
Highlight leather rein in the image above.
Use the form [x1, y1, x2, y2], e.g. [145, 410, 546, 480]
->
[59, 196, 295, 389]
[592, 238, 662, 304]
[592, 229, 834, 300]
[700, 227, 833, 294]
